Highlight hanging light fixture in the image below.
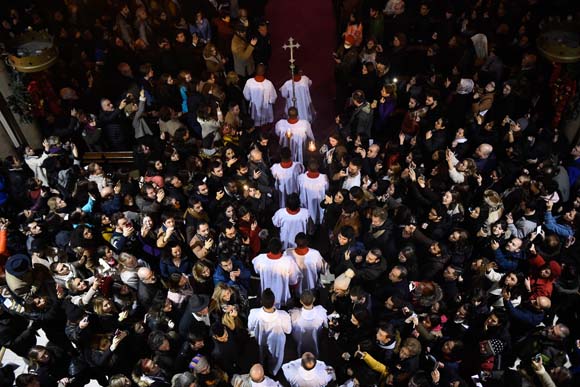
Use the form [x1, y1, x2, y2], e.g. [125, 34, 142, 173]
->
[537, 18, 580, 64]
[6, 30, 58, 73]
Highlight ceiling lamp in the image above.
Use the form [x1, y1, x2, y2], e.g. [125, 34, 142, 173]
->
[537, 19, 580, 64]
[6, 30, 58, 73]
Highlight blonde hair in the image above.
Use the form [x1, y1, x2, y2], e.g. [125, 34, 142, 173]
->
[109, 374, 132, 387]
[93, 296, 117, 315]
[192, 261, 210, 283]
[222, 311, 242, 331]
[118, 252, 136, 271]
[209, 283, 233, 312]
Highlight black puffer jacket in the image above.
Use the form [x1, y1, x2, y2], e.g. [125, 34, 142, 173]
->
[99, 108, 130, 150]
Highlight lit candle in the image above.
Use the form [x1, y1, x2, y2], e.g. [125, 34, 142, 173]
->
[308, 141, 316, 152]
[286, 129, 292, 139]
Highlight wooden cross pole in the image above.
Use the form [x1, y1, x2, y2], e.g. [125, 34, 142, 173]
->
[282, 37, 301, 108]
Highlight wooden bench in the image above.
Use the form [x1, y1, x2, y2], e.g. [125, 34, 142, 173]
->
[82, 151, 135, 166]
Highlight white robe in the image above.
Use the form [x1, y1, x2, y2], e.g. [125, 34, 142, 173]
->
[286, 247, 326, 293]
[248, 307, 292, 376]
[231, 374, 282, 387]
[252, 253, 301, 307]
[289, 305, 328, 356]
[271, 162, 304, 208]
[275, 119, 315, 165]
[243, 78, 277, 126]
[282, 359, 334, 387]
[280, 76, 315, 122]
[298, 173, 329, 225]
[272, 208, 311, 249]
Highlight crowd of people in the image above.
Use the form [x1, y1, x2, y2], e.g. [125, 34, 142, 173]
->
[1, 0, 580, 387]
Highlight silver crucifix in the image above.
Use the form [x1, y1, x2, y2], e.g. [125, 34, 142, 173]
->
[283, 37, 301, 107]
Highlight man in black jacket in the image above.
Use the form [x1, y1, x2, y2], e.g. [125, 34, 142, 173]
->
[344, 248, 387, 295]
[363, 207, 393, 253]
[210, 322, 259, 378]
[98, 97, 130, 150]
[343, 90, 373, 139]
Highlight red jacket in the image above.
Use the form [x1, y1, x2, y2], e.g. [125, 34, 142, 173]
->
[528, 254, 561, 299]
[0, 229, 8, 277]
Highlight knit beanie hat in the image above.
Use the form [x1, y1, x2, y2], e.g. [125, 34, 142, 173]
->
[517, 117, 529, 131]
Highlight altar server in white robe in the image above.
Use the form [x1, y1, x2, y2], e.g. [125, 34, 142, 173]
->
[275, 107, 315, 164]
[248, 288, 292, 376]
[289, 290, 328, 357]
[271, 147, 304, 208]
[252, 238, 301, 307]
[286, 232, 326, 294]
[282, 352, 335, 387]
[243, 63, 277, 127]
[279, 67, 315, 122]
[298, 159, 329, 225]
[272, 193, 312, 249]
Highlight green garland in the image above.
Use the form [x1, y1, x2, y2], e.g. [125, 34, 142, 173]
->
[6, 70, 33, 123]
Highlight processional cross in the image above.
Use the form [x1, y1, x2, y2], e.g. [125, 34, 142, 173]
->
[282, 37, 300, 107]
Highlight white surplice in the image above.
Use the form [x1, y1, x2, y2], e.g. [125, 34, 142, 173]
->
[282, 358, 335, 387]
[272, 208, 311, 249]
[298, 172, 329, 225]
[286, 247, 327, 294]
[231, 374, 281, 387]
[275, 119, 315, 165]
[248, 307, 292, 376]
[252, 253, 301, 307]
[271, 161, 304, 208]
[243, 77, 277, 126]
[279, 75, 315, 122]
[289, 305, 328, 356]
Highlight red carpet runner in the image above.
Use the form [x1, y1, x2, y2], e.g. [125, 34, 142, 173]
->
[265, 0, 337, 139]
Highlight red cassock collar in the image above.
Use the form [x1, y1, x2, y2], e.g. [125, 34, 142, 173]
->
[295, 247, 309, 255]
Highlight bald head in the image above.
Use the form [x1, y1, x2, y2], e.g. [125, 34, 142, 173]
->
[368, 144, 380, 157]
[475, 143, 493, 159]
[250, 149, 263, 163]
[535, 296, 551, 310]
[249, 364, 265, 382]
[137, 267, 156, 283]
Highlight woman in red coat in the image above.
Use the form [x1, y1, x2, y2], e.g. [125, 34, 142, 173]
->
[527, 247, 562, 299]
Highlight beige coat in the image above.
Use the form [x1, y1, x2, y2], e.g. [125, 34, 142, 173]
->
[472, 92, 495, 114]
[231, 34, 255, 77]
